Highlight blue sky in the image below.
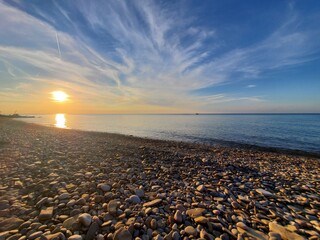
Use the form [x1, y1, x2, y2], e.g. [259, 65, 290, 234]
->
[0, 0, 319, 113]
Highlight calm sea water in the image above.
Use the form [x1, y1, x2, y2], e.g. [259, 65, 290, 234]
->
[19, 114, 320, 154]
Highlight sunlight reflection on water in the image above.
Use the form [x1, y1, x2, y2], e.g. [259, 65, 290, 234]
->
[18, 114, 320, 153]
[55, 113, 66, 128]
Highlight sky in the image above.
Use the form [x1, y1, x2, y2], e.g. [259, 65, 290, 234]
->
[0, 0, 320, 114]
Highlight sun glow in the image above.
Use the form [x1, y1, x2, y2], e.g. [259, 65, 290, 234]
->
[51, 91, 69, 102]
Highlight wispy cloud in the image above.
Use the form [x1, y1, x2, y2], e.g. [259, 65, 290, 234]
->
[246, 85, 256, 88]
[55, 32, 62, 59]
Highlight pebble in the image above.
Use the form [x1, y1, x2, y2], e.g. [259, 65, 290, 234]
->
[98, 183, 111, 192]
[185, 226, 197, 236]
[269, 222, 306, 240]
[0, 119, 319, 240]
[200, 229, 213, 240]
[142, 199, 162, 208]
[129, 195, 141, 204]
[196, 184, 205, 192]
[236, 222, 248, 230]
[45, 232, 65, 240]
[186, 208, 206, 218]
[172, 231, 180, 240]
[63, 215, 80, 231]
[0, 218, 24, 232]
[68, 235, 83, 240]
[39, 207, 54, 221]
[194, 216, 208, 224]
[28, 231, 43, 240]
[268, 232, 281, 240]
[237, 226, 268, 240]
[59, 193, 70, 200]
[78, 213, 92, 227]
[174, 210, 183, 223]
[113, 227, 132, 240]
[150, 219, 157, 230]
[135, 189, 144, 198]
[108, 200, 118, 216]
[36, 197, 48, 208]
[256, 188, 273, 197]
[85, 221, 99, 240]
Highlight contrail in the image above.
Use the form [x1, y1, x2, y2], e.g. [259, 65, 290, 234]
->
[55, 31, 61, 58]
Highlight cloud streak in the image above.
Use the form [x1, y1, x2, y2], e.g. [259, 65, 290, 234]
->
[55, 32, 61, 59]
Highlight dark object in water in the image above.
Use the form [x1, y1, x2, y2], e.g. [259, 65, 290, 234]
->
[0, 113, 35, 118]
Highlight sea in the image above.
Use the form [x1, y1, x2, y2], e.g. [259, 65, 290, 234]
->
[18, 114, 320, 155]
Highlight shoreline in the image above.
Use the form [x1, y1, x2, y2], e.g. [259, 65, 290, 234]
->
[14, 117, 320, 159]
[0, 118, 319, 240]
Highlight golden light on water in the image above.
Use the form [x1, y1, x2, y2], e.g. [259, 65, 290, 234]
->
[55, 113, 66, 128]
[51, 91, 69, 102]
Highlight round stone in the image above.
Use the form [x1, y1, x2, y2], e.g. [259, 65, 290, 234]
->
[78, 213, 92, 227]
[185, 226, 197, 236]
[135, 189, 144, 198]
[98, 183, 111, 192]
[129, 195, 141, 204]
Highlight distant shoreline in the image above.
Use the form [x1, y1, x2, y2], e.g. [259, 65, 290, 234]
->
[0, 114, 35, 118]
[7, 117, 320, 159]
[3, 112, 320, 116]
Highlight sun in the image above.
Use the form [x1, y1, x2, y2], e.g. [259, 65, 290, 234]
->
[51, 91, 69, 102]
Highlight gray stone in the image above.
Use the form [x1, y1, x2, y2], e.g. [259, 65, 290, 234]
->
[256, 188, 273, 197]
[129, 195, 141, 204]
[135, 189, 144, 198]
[59, 193, 70, 200]
[174, 210, 182, 223]
[78, 213, 92, 227]
[98, 183, 111, 192]
[85, 222, 99, 240]
[36, 197, 48, 208]
[0, 200, 10, 210]
[172, 232, 180, 240]
[62, 215, 80, 231]
[108, 200, 118, 216]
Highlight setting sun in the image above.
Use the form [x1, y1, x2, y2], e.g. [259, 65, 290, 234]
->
[51, 91, 69, 102]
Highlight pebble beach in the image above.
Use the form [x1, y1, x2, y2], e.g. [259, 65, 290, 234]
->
[0, 118, 319, 240]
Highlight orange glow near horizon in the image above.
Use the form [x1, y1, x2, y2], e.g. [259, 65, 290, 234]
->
[51, 91, 69, 102]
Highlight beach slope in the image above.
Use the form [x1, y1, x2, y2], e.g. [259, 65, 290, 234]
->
[0, 118, 319, 239]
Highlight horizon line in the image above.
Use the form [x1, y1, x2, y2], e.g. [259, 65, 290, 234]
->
[8, 112, 320, 115]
